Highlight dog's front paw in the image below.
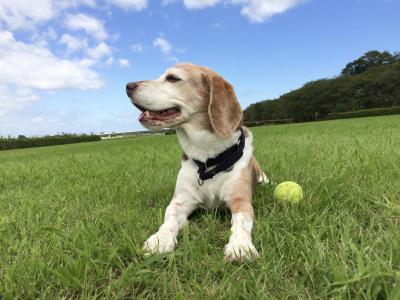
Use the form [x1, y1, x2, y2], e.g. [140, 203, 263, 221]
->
[143, 232, 176, 255]
[224, 239, 259, 262]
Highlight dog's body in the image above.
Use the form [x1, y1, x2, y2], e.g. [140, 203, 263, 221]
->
[126, 63, 268, 261]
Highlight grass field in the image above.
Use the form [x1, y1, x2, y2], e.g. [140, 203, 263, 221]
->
[1, 115, 400, 299]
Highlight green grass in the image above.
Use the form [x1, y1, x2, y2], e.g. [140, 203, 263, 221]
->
[1, 115, 400, 299]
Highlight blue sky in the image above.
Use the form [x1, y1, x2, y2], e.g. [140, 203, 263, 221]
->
[0, 0, 399, 136]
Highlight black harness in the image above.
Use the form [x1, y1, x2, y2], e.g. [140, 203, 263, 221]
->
[191, 128, 245, 186]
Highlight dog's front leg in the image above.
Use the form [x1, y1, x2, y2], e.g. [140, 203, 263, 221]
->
[143, 196, 197, 255]
[224, 197, 259, 262]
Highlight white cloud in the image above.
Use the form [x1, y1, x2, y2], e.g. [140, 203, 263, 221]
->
[64, 13, 108, 41]
[118, 58, 130, 67]
[0, 1, 101, 31]
[183, 0, 221, 9]
[86, 42, 112, 60]
[0, 31, 103, 92]
[0, 105, 93, 136]
[0, 0, 55, 30]
[153, 36, 179, 62]
[0, 85, 39, 117]
[131, 43, 144, 53]
[31, 27, 58, 47]
[42, 27, 58, 40]
[57, 0, 96, 9]
[181, 0, 306, 22]
[153, 37, 172, 55]
[0, 105, 142, 136]
[60, 33, 88, 52]
[236, 0, 307, 23]
[106, 0, 148, 11]
[32, 116, 44, 123]
[106, 57, 114, 65]
[79, 58, 96, 67]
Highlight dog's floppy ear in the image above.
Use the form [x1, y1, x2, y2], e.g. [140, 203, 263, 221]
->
[203, 74, 242, 138]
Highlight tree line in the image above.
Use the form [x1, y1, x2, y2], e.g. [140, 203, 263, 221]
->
[243, 50, 400, 122]
[0, 134, 101, 151]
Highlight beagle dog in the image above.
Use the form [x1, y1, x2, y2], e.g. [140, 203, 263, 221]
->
[126, 63, 268, 261]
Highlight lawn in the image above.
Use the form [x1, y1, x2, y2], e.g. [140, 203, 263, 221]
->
[0, 115, 399, 299]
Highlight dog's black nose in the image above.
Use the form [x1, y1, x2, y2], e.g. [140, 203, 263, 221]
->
[126, 82, 138, 96]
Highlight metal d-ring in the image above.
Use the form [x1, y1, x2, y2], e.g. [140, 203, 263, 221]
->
[197, 173, 204, 186]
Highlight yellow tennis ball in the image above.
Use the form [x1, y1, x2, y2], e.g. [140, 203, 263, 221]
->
[273, 181, 303, 204]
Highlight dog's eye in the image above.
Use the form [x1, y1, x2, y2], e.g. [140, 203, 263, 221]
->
[165, 74, 181, 83]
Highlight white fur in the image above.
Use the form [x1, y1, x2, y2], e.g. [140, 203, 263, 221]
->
[224, 213, 259, 261]
[130, 67, 205, 130]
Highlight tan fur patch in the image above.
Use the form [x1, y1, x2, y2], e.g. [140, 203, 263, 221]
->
[251, 156, 266, 185]
[229, 197, 254, 218]
[228, 163, 254, 217]
[176, 63, 219, 78]
[176, 63, 242, 138]
[251, 156, 260, 188]
[206, 74, 242, 138]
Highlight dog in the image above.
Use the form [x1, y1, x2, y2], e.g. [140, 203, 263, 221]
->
[126, 63, 268, 261]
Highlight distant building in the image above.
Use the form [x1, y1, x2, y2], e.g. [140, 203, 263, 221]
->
[98, 129, 175, 140]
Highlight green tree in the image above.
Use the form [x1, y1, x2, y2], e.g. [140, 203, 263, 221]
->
[341, 50, 395, 76]
[243, 50, 400, 123]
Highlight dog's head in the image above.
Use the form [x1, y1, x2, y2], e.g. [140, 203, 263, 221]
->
[126, 63, 242, 138]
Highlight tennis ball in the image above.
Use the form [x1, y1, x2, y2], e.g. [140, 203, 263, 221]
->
[273, 181, 303, 204]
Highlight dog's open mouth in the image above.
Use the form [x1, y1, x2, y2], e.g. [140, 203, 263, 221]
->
[134, 103, 181, 123]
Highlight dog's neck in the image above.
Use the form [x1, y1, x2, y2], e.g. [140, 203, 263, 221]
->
[176, 123, 241, 162]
